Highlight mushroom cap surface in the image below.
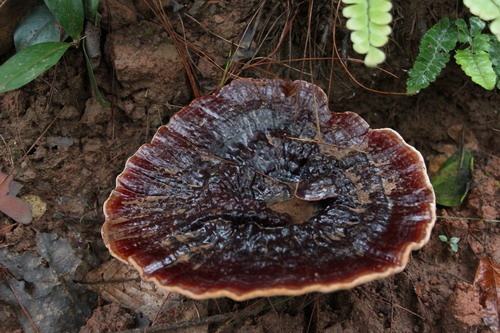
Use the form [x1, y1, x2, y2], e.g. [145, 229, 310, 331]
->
[103, 78, 436, 301]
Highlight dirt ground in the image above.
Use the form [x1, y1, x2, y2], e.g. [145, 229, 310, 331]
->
[0, 0, 499, 332]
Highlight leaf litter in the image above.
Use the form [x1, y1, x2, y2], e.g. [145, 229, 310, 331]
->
[474, 257, 500, 331]
[0, 233, 96, 333]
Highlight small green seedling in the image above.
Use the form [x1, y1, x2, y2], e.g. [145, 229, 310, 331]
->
[439, 235, 460, 253]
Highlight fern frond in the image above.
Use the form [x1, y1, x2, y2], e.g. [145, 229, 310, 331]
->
[406, 18, 458, 94]
[464, 0, 500, 21]
[489, 35, 500, 88]
[463, 0, 500, 41]
[342, 0, 393, 67]
[491, 17, 500, 41]
[456, 17, 486, 43]
[455, 34, 497, 90]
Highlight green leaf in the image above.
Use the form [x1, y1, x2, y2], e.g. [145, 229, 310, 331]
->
[438, 235, 448, 242]
[450, 237, 460, 244]
[463, 0, 500, 22]
[450, 243, 459, 253]
[13, 5, 62, 52]
[464, 0, 500, 41]
[342, 0, 365, 3]
[0, 42, 72, 93]
[431, 149, 474, 207]
[44, 0, 84, 40]
[365, 46, 386, 67]
[490, 17, 500, 41]
[341, 0, 393, 67]
[84, 0, 100, 22]
[455, 34, 497, 90]
[489, 35, 500, 88]
[406, 18, 459, 94]
[83, 39, 110, 107]
[455, 19, 470, 44]
[456, 17, 487, 44]
[469, 16, 487, 37]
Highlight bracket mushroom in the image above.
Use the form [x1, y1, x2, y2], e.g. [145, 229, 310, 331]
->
[102, 78, 436, 301]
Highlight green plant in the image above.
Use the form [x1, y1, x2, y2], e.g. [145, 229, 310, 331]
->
[463, 0, 500, 41]
[340, 0, 500, 83]
[438, 235, 460, 253]
[341, 0, 393, 67]
[0, 0, 106, 105]
[431, 148, 474, 207]
[407, 17, 500, 94]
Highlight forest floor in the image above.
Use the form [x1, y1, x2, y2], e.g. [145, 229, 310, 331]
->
[0, 0, 498, 332]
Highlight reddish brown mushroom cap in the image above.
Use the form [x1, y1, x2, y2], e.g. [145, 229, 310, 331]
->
[102, 78, 436, 301]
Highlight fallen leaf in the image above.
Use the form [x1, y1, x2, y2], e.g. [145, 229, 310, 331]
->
[0, 171, 32, 224]
[431, 149, 473, 206]
[0, 233, 96, 332]
[474, 257, 500, 331]
[83, 259, 181, 320]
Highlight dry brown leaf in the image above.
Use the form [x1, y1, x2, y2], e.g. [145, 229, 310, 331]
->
[0, 171, 32, 224]
[474, 257, 500, 332]
[83, 259, 211, 332]
[83, 259, 183, 320]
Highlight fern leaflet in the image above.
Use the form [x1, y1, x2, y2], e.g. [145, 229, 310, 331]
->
[342, 0, 393, 67]
[489, 35, 500, 88]
[463, 0, 500, 41]
[406, 18, 458, 94]
[455, 34, 497, 90]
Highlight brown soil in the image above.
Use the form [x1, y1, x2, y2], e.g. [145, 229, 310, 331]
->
[0, 0, 499, 332]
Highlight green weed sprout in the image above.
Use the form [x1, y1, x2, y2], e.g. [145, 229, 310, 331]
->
[438, 235, 460, 253]
[0, 0, 105, 105]
[341, 0, 393, 67]
[407, 17, 500, 94]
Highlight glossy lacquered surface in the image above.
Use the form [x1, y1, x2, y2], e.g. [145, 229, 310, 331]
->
[103, 79, 436, 300]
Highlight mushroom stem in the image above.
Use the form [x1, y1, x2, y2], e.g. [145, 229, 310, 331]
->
[0, 171, 32, 224]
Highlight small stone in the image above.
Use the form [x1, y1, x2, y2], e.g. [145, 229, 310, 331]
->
[213, 14, 224, 23]
[21, 195, 47, 219]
